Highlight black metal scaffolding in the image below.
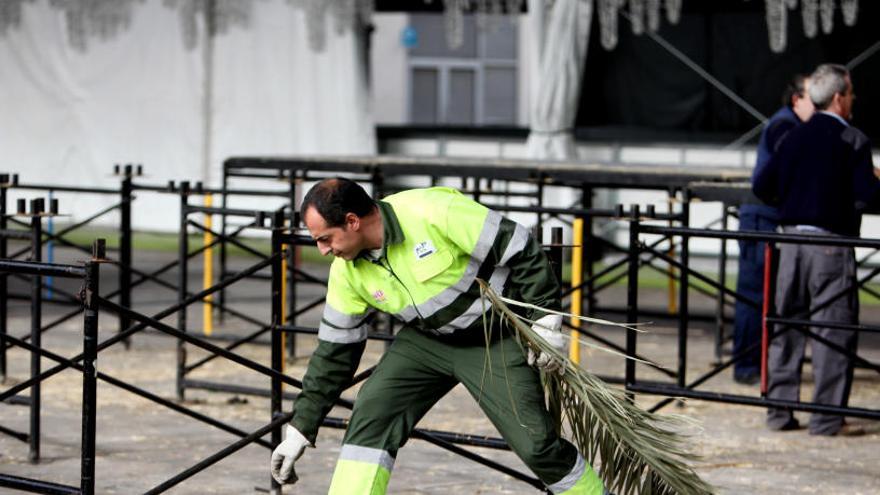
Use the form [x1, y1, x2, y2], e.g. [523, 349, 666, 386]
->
[0, 240, 100, 495]
[2, 154, 879, 492]
[625, 215, 880, 420]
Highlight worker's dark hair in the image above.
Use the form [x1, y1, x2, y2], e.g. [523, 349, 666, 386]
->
[782, 74, 809, 108]
[301, 178, 376, 228]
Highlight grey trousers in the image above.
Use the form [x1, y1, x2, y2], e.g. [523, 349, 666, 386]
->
[766, 228, 859, 435]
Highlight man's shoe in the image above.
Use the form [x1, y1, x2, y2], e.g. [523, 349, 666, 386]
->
[837, 424, 866, 436]
[768, 417, 801, 431]
[811, 424, 865, 437]
[734, 371, 760, 385]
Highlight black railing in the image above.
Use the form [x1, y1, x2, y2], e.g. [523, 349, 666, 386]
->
[626, 217, 880, 420]
[0, 240, 101, 495]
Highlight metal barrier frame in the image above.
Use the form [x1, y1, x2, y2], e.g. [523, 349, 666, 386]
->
[2, 245, 294, 493]
[174, 181, 301, 400]
[16, 156, 871, 491]
[221, 155, 757, 340]
[0, 242, 101, 495]
[625, 214, 880, 420]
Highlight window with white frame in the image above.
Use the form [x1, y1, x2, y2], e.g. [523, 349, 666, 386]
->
[408, 14, 518, 126]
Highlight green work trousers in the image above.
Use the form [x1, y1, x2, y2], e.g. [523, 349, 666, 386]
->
[327, 326, 604, 494]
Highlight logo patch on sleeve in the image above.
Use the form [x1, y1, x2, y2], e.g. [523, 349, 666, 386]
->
[372, 290, 386, 303]
[414, 240, 436, 259]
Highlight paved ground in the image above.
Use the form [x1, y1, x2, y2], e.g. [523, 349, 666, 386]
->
[1, 246, 879, 494]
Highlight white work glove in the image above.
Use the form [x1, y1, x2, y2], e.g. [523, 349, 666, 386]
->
[271, 424, 312, 485]
[527, 314, 567, 374]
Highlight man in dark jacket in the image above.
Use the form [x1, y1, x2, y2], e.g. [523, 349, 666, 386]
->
[753, 63, 880, 435]
[733, 74, 814, 385]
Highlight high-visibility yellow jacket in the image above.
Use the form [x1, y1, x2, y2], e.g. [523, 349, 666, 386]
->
[291, 187, 561, 442]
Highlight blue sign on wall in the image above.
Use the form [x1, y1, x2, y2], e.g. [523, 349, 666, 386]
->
[401, 25, 418, 49]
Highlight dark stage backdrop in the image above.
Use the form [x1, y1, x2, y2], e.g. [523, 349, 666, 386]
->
[576, 1, 880, 143]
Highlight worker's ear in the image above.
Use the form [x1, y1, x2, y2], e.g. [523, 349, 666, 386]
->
[344, 212, 360, 231]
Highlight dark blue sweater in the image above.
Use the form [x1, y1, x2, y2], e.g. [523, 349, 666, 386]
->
[744, 106, 800, 220]
[752, 112, 880, 236]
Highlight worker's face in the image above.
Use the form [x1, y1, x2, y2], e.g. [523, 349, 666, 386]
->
[793, 79, 815, 123]
[303, 207, 363, 261]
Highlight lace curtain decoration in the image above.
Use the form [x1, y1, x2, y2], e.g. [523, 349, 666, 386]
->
[162, 0, 372, 51]
[820, 0, 836, 34]
[48, 0, 145, 51]
[766, 0, 861, 53]
[441, 0, 860, 53]
[163, 0, 254, 50]
[287, 0, 373, 51]
[0, 0, 369, 52]
[596, 0, 682, 50]
[801, 0, 818, 39]
[841, 0, 858, 25]
[440, 0, 522, 49]
[0, 0, 34, 36]
[0, 0, 863, 54]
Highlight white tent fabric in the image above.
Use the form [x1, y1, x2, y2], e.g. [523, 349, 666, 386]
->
[525, 0, 592, 160]
[211, 2, 375, 172]
[0, 0, 374, 231]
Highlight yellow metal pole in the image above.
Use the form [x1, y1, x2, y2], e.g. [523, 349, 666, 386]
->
[202, 194, 213, 336]
[570, 219, 583, 364]
[281, 244, 288, 371]
[667, 195, 677, 314]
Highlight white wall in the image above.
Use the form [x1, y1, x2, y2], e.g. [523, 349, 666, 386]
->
[370, 13, 409, 125]
[0, 0, 374, 232]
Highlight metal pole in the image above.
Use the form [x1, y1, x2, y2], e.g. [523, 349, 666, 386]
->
[569, 219, 583, 364]
[535, 181, 545, 235]
[582, 186, 595, 316]
[0, 177, 7, 381]
[0, 474, 79, 494]
[714, 202, 729, 363]
[29, 199, 43, 462]
[545, 226, 564, 427]
[549, 227, 563, 285]
[202, 194, 214, 337]
[46, 191, 54, 300]
[81, 241, 103, 495]
[667, 188, 677, 315]
[219, 165, 228, 324]
[177, 182, 190, 400]
[119, 166, 133, 349]
[761, 242, 774, 396]
[270, 211, 284, 495]
[287, 174, 297, 361]
[626, 204, 640, 388]
[677, 190, 691, 393]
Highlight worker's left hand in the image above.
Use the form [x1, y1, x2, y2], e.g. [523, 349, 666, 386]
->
[527, 314, 566, 374]
[270, 424, 311, 485]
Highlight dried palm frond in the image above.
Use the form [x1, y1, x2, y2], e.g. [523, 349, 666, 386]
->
[478, 280, 713, 495]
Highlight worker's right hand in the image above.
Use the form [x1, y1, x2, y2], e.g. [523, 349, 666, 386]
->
[527, 314, 567, 375]
[271, 424, 311, 485]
